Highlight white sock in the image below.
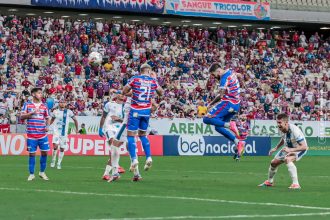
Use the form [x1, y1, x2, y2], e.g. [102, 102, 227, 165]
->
[111, 146, 120, 175]
[52, 149, 58, 163]
[268, 165, 278, 183]
[287, 162, 299, 185]
[134, 164, 140, 176]
[104, 165, 112, 176]
[58, 151, 64, 165]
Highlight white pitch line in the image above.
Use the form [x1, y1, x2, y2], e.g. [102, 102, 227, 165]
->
[1, 164, 330, 178]
[0, 187, 330, 211]
[88, 212, 330, 220]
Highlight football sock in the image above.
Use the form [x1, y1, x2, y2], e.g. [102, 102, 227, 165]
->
[51, 149, 58, 163]
[29, 155, 36, 174]
[127, 136, 137, 161]
[287, 162, 299, 185]
[58, 151, 64, 166]
[134, 164, 140, 176]
[139, 136, 151, 159]
[104, 165, 112, 176]
[111, 146, 120, 175]
[268, 165, 278, 183]
[40, 155, 47, 172]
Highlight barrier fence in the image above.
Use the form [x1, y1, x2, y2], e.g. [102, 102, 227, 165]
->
[1, 134, 329, 156]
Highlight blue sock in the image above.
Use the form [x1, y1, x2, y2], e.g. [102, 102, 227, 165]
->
[215, 126, 237, 143]
[127, 136, 137, 161]
[40, 155, 47, 172]
[203, 117, 226, 127]
[29, 155, 36, 174]
[139, 136, 151, 159]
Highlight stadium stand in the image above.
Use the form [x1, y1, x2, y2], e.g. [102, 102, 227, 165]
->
[265, 0, 330, 11]
[0, 14, 329, 126]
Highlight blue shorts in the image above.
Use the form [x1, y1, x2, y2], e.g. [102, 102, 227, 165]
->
[27, 136, 50, 153]
[127, 108, 151, 132]
[209, 101, 240, 122]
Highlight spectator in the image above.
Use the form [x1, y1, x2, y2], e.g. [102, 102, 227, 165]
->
[79, 123, 87, 134]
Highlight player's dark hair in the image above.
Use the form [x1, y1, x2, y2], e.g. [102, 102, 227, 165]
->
[31, 87, 42, 94]
[209, 63, 222, 73]
[277, 113, 289, 121]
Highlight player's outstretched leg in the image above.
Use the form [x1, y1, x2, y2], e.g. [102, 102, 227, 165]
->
[39, 151, 49, 181]
[258, 159, 281, 187]
[57, 148, 65, 170]
[285, 157, 301, 189]
[139, 135, 152, 171]
[109, 144, 121, 182]
[28, 153, 36, 181]
[127, 136, 138, 171]
[50, 146, 58, 168]
[102, 158, 112, 181]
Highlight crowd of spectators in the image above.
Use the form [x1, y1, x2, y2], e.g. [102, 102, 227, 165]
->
[0, 14, 329, 127]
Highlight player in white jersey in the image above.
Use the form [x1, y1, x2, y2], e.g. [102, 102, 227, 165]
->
[50, 99, 78, 169]
[99, 94, 138, 182]
[258, 113, 308, 189]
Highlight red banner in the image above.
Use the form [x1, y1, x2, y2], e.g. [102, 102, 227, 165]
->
[0, 124, 10, 133]
[0, 134, 163, 156]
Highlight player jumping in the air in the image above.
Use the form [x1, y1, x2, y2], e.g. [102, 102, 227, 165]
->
[122, 63, 163, 181]
[20, 88, 51, 181]
[99, 94, 130, 182]
[258, 113, 308, 189]
[203, 63, 244, 158]
[50, 99, 78, 169]
[234, 114, 250, 161]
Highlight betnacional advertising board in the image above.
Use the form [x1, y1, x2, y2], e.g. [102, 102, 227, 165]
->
[163, 135, 271, 156]
[166, 0, 270, 20]
[31, 0, 165, 14]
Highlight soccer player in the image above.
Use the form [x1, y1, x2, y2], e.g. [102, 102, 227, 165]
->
[20, 88, 51, 181]
[258, 113, 308, 189]
[122, 63, 163, 181]
[50, 99, 78, 169]
[203, 63, 244, 158]
[99, 94, 128, 181]
[234, 114, 250, 161]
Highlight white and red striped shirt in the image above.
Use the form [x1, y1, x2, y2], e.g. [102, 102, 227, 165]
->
[219, 70, 241, 104]
[21, 101, 50, 139]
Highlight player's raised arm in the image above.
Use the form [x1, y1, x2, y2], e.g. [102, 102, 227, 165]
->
[19, 102, 35, 120]
[122, 84, 131, 96]
[156, 86, 163, 97]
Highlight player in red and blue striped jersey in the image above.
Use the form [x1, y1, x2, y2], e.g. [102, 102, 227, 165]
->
[20, 88, 51, 181]
[203, 63, 244, 159]
[235, 114, 251, 161]
[122, 64, 163, 181]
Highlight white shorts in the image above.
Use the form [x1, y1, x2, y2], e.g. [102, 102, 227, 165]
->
[52, 134, 69, 150]
[104, 123, 127, 143]
[274, 150, 307, 162]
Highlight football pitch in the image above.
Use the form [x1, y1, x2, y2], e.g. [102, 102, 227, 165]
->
[1, 156, 330, 220]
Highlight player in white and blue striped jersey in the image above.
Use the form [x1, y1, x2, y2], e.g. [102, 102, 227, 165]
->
[50, 99, 78, 170]
[258, 113, 308, 190]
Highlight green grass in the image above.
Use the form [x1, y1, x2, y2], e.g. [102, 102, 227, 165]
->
[0, 156, 330, 220]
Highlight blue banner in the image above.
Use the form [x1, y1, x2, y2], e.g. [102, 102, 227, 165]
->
[32, 0, 165, 14]
[166, 0, 270, 21]
[163, 135, 271, 156]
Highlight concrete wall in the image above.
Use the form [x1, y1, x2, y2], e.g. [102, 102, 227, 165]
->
[271, 9, 330, 24]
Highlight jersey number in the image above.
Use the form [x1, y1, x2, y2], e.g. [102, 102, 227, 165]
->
[138, 86, 151, 101]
